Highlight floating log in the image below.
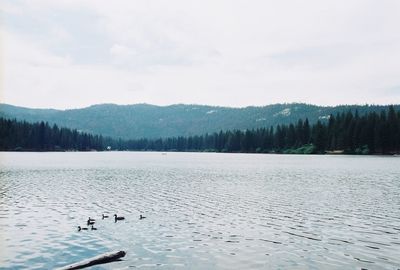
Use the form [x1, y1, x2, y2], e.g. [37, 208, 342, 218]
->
[56, 250, 126, 270]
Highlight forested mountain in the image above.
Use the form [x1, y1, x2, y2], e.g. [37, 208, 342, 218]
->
[1, 106, 399, 154]
[1, 103, 399, 140]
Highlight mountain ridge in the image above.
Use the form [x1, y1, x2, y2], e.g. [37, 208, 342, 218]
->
[1, 102, 399, 139]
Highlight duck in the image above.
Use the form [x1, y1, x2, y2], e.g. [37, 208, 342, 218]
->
[78, 226, 88, 231]
[114, 214, 125, 222]
[87, 219, 95, 226]
[91, 225, 98, 230]
[102, 214, 109, 220]
[139, 214, 146, 220]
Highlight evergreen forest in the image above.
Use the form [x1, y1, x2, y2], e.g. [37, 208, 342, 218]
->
[1, 106, 399, 154]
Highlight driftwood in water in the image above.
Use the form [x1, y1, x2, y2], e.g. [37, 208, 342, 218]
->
[56, 250, 126, 270]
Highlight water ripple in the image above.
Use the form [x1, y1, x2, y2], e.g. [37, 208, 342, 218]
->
[0, 152, 399, 269]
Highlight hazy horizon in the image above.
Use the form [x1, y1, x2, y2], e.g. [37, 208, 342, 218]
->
[1, 100, 399, 111]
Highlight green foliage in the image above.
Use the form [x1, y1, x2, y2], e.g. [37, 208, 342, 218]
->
[355, 145, 370, 155]
[283, 144, 316, 154]
[1, 103, 399, 140]
[1, 106, 399, 155]
[0, 118, 104, 151]
[115, 106, 399, 155]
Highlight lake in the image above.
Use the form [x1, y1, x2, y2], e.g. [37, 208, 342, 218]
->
[0, 152, 399, 269]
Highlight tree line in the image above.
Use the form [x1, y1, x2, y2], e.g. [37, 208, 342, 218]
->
[0, 118, 105, 151]
[1, 106, 399, 154]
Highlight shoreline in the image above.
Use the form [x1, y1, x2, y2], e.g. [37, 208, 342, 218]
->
[0, 150, 398, 156]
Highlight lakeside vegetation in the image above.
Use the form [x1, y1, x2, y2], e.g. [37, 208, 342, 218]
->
[0, 118, 105, 151]
[2, 103, 399, 140]
[1, 106, 399, 154]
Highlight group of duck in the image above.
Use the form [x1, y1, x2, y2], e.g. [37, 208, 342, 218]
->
[77, 214, 146, 231]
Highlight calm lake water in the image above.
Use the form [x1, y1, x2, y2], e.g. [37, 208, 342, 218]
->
[0, 152, 399, 269]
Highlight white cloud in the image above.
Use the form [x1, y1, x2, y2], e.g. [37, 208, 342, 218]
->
[1, 0, 400, 109]
[110, 44, 134, 57]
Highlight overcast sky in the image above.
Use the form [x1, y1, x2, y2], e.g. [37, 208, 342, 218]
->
[1, 0, 400, 109]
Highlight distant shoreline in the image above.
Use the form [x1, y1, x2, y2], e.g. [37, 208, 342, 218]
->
[2, 106, 400, 155]
[1, 150, 398, 156]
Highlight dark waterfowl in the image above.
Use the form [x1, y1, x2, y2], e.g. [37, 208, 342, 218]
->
[114, 214, 125, 222]
[87, 219, 95, 226]
[78, 226, 88, 231]
[91, 225, 98, 230]
[102, 214, 109, 219]
[139, 214, 146, 220]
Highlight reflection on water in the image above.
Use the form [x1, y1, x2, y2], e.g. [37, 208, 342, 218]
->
[0, 152, 399, 269]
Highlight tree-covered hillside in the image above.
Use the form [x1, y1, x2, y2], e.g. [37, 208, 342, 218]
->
[1, 106, 399, 154]
[112, 106, 400, 154]
[0, 103, 399, 140]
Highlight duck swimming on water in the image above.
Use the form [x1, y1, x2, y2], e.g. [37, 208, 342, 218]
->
[87, 219, 95, 226]
[102, 214, 109, 219]
[78, 226, 88, 231]
[114, 214, 125, 222]
[139, 214, 146, 220]
[91, 225, 97, 230]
